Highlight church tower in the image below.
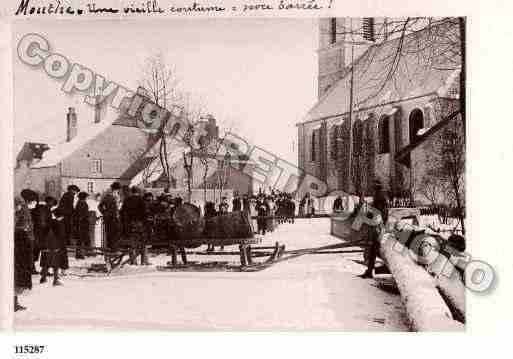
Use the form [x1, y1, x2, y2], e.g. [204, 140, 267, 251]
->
[317, 17, 390, 99]
[317, 18, 347, 99]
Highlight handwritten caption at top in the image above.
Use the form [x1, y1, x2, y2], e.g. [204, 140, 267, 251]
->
[15, 0, 334, 16]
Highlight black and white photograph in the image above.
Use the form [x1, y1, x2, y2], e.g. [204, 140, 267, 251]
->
[7, 14, 472, 332]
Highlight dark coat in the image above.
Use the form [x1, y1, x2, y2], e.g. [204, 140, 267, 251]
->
[14, 200, 34, 290]
[75, 200, 90, 244]
[120, 195, 147, 223]
[99, 192, 119, 219]
[58, 191, 75, 217]
[32, 204, 57, 250]
[232, 198, 242, 212]
[50, 216, 69, 270]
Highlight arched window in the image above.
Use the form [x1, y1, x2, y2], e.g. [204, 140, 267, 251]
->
[409, 109, 424, 145]
[378, 115, 390, 154]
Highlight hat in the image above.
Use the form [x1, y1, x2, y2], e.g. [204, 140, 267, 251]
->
[78, 192, 89, 200]
[67, 185, 80, 192]
[111, 182, 121, 190]
[20, 189, 37, 202]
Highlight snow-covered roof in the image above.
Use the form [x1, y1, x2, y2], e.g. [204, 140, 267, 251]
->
[302, 20, 461, 123]
[30, 106, 120, 169]
[129, 138, 187, 186]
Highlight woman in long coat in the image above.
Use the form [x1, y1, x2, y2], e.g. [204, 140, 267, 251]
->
[37, 197, 64, 286]
[14, 189, 38, 311]
[32, 198, 53, 283]
[51, 205, 69, 275]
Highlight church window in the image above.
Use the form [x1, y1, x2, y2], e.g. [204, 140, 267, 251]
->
[409, 109, 424, 145]
[378, 115, 390, 154]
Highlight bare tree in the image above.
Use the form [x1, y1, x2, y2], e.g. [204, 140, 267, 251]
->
[126, 149, 159, 187]
[176, 92, 208, 203]
[426, 116, 465, 234]
[138, 52, 180, 190]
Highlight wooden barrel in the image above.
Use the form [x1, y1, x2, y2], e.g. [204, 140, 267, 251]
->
[205, 212, 254, 240]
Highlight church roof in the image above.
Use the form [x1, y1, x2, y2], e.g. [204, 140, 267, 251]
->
[303, 19, 461, 123]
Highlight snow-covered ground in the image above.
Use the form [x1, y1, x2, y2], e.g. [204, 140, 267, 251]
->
[15, 218, 408, 330]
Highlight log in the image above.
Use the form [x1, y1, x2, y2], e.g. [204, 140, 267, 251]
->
[427, 253, 466, 323]
[379, 232, 464, 331]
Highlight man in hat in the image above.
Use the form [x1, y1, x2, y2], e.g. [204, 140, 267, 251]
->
[58, 185, 79, 246]
[74, 192, 90, 259]
[99, 182, 122, 252]
[360, 180, 389, 279]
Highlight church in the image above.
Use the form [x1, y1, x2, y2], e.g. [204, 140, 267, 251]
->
[297, 17, 463, 203]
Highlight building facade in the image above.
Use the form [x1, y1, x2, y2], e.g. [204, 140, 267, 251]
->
[298, 18, 462, 202]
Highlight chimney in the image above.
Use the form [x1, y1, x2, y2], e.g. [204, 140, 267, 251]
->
[66, 107, 77, 142]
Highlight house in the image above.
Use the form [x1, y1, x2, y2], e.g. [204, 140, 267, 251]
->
[14, 102, 154, 198]
[14, 98, 253, 202]
[297, 18, 462, 202]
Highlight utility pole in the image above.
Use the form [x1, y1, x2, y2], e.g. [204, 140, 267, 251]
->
[347, 18, 355, 194]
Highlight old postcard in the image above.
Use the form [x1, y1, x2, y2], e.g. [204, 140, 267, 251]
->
[1, 0, 511, 357]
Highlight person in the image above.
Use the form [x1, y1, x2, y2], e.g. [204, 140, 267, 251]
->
[74, 192, 90, 259]
[232, 193, 242, 212]
[31, 195, 51, 282]
[14, 189, 38, 311]
[99, 182, 121, 252]
[360, 181, 389, 279]
[58, 185, 79, 246]
[120, 187, 148, 265]
[299, 195, 306, 217]
[242, 194, 250, 215]
[333, 195, 344, 213]
[51, 202, 69, 274]
[219, 197, 229, 214]
[265, 196, 275, 232]
[306, 193, 315, 217]
[37, 196, 63, 286]
[142, 192, 155, 261]
[204, 201, 217, 252]
[30, 195, 43, 275]
[256, 199, 269, 235]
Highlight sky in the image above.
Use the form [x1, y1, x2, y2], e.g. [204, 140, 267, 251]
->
[12, 18, 319, 164]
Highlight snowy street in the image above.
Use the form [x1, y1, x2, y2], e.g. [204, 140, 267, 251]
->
[15, 218, 408, 330]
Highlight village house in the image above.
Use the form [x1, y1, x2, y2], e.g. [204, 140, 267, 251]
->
[15, 100, 254, 200]
[297, 18, 462, 203]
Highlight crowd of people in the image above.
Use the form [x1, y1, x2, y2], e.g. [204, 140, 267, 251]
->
[13, 182, 303, 311]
